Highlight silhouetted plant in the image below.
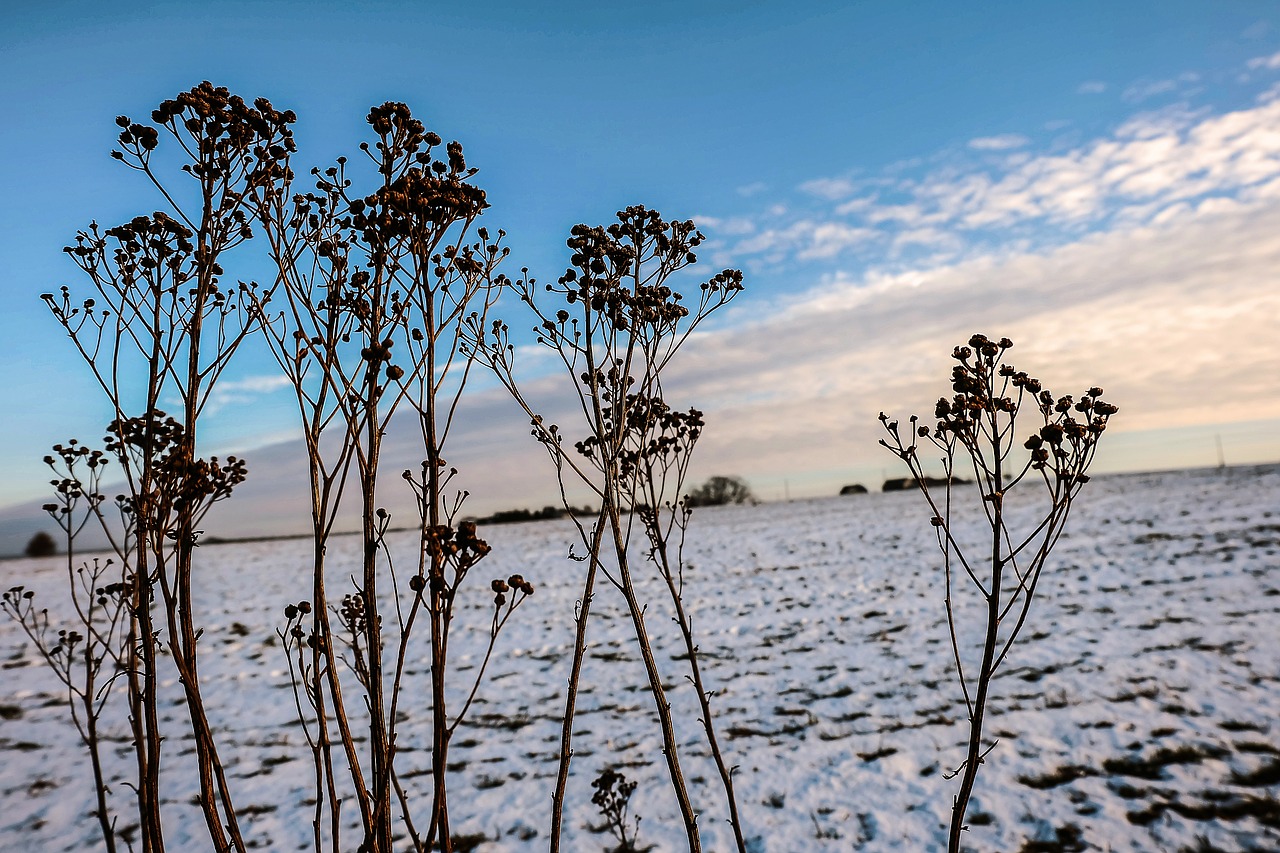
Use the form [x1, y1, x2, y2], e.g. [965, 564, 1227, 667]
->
[879, 333, 1117, 852]
[591, 767, 644, 853]
[2, 81, 1146, 853]
[468, 206, 748, 852]
[3, 443, 129, 853]
[19, 82, 294, 853]
[684, 474, 756, 508]
[251, 100, 528, 853]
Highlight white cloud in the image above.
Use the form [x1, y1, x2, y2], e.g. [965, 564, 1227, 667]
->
[1247, 51, 1280, 71]
[889, 227, 963, 256]
[799, 176, 858, 200]
[797, 222, 877, 260]
[736, 181, 768, 197]
[220, 375, 293, 395]
[883, 157, 923, 175]
[731, 219, 877, 262]
[1077, 81, 1107, 95]
[1122, 78, 1179, 103]
[205, 374, 292, 414]
[833, 195, 876, 215]
[857, 202, 926, 226]
[150, 185, 1280, 536]
[949, 100, 1274, 232]
[709, 94, 1280, 276]
[968, 134, 1029, 151]
[694, 214, 756, 236]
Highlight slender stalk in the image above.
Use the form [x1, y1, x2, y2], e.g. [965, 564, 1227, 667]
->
[649, 522, 746, 853]
[947, 432, 1003, 853]
[549, 515, 608, 852]
[611, 513, 702, 851]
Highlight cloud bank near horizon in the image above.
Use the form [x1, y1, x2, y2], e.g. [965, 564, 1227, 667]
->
[3, 60, 1280, 551]
[5, 155, 1274, 552]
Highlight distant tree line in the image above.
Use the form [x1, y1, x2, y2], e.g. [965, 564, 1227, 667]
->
[881, 475, 970, 492]
[471, 504, 595, 525]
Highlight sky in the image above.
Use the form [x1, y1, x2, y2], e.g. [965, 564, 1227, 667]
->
[2, 1, 1279, 546]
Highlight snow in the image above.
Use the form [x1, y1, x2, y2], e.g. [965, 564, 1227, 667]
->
[1, 464, 1278, 851]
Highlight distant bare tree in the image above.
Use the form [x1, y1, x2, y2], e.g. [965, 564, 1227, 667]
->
[685, 474, 756, 507]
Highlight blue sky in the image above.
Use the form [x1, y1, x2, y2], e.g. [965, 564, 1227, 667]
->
[2, 2, 1279, 538]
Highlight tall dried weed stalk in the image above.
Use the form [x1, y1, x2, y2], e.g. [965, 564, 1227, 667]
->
[468, 206, 748, 852]
[250, 101, 528, 853]
[879, 334, 1117, 852]
[5, 82, 293, 853]
[3, 444, 127, 852]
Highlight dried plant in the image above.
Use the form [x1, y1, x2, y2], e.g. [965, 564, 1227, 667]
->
[591, 767, 644, 853]
[879, 333, 1117, 852]
[2, 443, 129, 853]
[9, 82, 295, 853]
[251, 100, 528, 853]
[467, 206, 748, 852]
[4, 82, 1141, 853]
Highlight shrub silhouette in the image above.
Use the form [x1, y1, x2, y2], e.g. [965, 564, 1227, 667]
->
[23, 531, 57, 558]
[684, 474, 756, 507]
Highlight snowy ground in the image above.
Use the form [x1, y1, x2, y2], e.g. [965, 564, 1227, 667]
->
[1, 464, 1278, 852]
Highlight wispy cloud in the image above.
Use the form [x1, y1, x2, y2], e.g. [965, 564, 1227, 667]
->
[205, 374, 292, 414]
[1247, 51, 1280, 71]
[1076, 80, 1107, 95]
[968, 133, 1029, 151]
[1121, 77, 1179, 103]
[719, 92, 1280, 272]
[1122, 72, 1201, 104]
[799, 176, 858, 200]
[693, 214, 756, 236]
[730, 219, 876, 263]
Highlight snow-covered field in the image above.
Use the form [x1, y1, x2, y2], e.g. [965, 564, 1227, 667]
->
[1, 465, 1278, 852]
